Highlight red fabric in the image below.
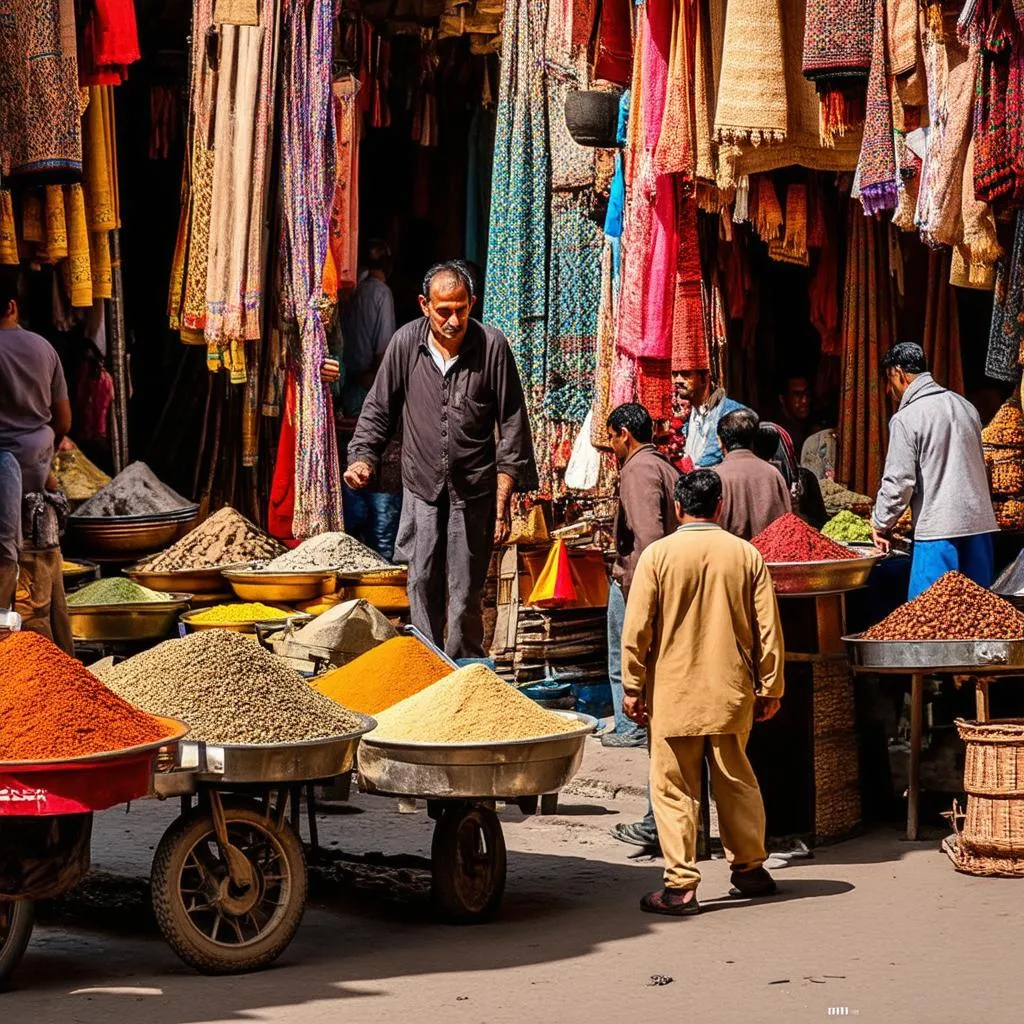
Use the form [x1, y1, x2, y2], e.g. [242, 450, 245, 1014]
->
[636, 357, 673, 418]
[573, 0, 597, 48]
[268, 372, 298, 544]
[595, 0, 633, 85]
[78, 0, 140, 86]
[74, 362, 114, 443]
[671, 190, 708, 370]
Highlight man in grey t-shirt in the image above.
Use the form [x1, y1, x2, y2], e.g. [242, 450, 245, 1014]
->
[0, 272, 73, 649]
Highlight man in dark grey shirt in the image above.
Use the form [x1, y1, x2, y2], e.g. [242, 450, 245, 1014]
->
[345, 261, 537, 658]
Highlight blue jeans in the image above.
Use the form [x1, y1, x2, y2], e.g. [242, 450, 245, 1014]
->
[342, 487, 403, 562]
[608, 581, 643, 735]
[909, 533, 995, 600]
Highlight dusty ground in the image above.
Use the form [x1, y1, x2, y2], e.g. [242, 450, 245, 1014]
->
[4, 740, 1024, 1024]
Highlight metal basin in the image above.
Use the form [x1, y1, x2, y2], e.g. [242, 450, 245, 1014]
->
[844, 634, 1024, 674]
[223, 568, 336, 603]
[126, 563, 246, 594]
[66, 511, 199, 557]
[68, 593, 193, 641]
[767, 554, 883, 596]
[170, 713, 377, 785]
[358, 712, 597, 799]
[179, 607, 296, 634]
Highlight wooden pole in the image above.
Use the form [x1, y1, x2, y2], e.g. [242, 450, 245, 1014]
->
[907, 673, 924, 840]
[108, 229, 129, 471]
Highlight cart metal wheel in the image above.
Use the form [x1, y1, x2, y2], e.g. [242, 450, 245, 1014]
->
[430, 804, 506, 924]
[0, 901, 34, 991]
[151, 800, 307, 975]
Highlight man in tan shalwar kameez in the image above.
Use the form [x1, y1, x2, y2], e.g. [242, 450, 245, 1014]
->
[621, 469, 785, 916]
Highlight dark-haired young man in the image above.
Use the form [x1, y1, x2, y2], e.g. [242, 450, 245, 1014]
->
[871, 343, 997, 599]
[604, 402, 680, 748]
[622, 469, 784, 916]
[714, 408, 791, 540]
[345, 260, 537, 659]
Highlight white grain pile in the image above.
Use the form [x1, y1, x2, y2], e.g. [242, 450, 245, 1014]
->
[261, 532, 391, 573]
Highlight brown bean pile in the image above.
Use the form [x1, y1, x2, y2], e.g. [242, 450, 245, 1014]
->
[862, 572, 1024, 641]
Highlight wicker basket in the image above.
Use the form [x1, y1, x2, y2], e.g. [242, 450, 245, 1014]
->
[813, 660, 856, 735]
[985, 449, 1024, 496]
[950, 719, 1024, 872]
[813, 734, 862, 839]
[992, 498, 1024, 531]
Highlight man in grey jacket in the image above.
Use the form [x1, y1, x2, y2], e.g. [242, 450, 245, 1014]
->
[871, 343, 997, 599]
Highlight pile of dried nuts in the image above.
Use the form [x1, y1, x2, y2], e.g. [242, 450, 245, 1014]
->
[862, 572, 1024, 641]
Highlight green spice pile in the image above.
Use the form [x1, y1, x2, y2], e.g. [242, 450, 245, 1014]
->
[67, 578, 173, 606]
[96, 629, 362, 744]
[821, 510, 874, 544]
[73, 462, 192, 518]
[370, 663, 578, 744]
[260, 532, 390, 574]
[136, 506, 284, 572]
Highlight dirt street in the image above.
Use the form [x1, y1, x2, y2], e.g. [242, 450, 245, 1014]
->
[4, 743, 1023, 1024]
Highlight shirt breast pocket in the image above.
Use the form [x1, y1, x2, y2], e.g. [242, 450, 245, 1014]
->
[453, 392, 494, 443]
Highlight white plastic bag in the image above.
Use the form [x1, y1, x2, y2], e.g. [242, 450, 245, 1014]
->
[564, 411, 601, 491]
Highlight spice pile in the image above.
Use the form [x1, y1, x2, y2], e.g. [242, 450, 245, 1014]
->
[820, 479, 874, 518]
[0, 632, 168, 760]
[862, 573, 1024, 641]
[73, 462, 192, 518]
[97, 630, 362, 743]
[751, 513, 859, 562]
[53, 442, 110, 503]
[68, 578, 173, 606]
[260, 532, 390, 574]
[189, 602, 292, 625]
[313, 636, 452, 714]
[821, 511, 874, 545]
[370, 663, 578, 743]
[136, 506, 284, 572]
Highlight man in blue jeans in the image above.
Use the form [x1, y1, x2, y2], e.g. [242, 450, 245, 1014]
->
[604, 403, 680, 850]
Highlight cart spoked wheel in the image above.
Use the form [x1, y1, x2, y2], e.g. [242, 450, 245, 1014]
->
[151, 800, 307, 974]
[0, 901, 34, 991]
[430, 803, 506, 924]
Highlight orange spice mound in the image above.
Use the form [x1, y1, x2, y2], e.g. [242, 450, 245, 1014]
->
[0, 632, 168, 761]
[312, 636, 452, 714]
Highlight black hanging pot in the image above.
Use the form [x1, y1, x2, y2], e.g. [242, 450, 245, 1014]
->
[564, 90, 622, 148]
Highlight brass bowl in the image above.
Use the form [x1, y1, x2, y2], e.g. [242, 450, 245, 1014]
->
[62, 558, 100, 585]
[67, 513, 199, 557]
[125, 563, 246, 594]
[68, 593, 193, 641]
[222, 568, 337, 603]
[179, 606, 294, 634]
[340, 582, 409, 612]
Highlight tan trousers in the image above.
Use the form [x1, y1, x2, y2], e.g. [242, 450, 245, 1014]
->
[650, 731, 768, 891]
[15, 547, 74, 654]
[0, 559, 16, 610]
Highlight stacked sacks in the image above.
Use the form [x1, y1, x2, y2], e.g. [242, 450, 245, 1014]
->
[981, 399, 1024, 529]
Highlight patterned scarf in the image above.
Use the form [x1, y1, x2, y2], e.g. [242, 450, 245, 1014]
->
[856, 0, 897, 214]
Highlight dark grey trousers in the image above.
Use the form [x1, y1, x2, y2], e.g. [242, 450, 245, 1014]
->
[398, 488, 495, 660]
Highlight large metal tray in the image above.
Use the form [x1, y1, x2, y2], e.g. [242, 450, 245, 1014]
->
[843, 634, 1024, 673]
[766, 554, 883, 596]
[162, 714, 377, 787]
[66, 513, 198, 556]
[68, 592, 194, 641]
[126, 563, 248, 594]
[357, 712, 597, 799]
[223, 568, 337, 603]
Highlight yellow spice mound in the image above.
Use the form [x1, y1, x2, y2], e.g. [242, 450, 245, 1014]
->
[190, 602, 291, 624]
[370, 663, 578, 743]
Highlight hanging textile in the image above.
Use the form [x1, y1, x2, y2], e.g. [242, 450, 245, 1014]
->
[717, 0, 862, 187]
[714, 0, 788, 144]
[0, 192, 17, 264]
[484, 0, 549, 396]
[544, 191, 602, 424]
[279, 0, 343, 536]
[809, 193, 841, 357]
[594, 0, 633, 86]
[45, 185, 68, 257]
[801, 0, 873, 141]
[986, 210, 1024, 383]
[672, 189, 707, 369]
[955, 136, 1001, 289]
[838, 206, 893, 495]
[694, 0, 723, 199]
[590, 240, 618, 448]
[921, 249, 965, 395]
[204, 0, 279, 362]
[169, 0, 216, 341]
[0, 0, 83, 181]
[78, 0, 141, 86]
[465, 100, 496, 267]
[328, 77, 360, 293]
[856, 0, 897, 214]
[267, 371, 297, 542]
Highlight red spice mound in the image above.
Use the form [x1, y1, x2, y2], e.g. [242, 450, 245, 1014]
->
[862, 572, 1024, 641]
[751, 513, 860, 563]
[0, 632, 168, 762]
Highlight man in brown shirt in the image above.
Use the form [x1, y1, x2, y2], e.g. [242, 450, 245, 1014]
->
[622, 469, 784, 915]
[605, 402, 679, 749]
[345, 261, 537, 659]
[714, 409, 791, 540]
